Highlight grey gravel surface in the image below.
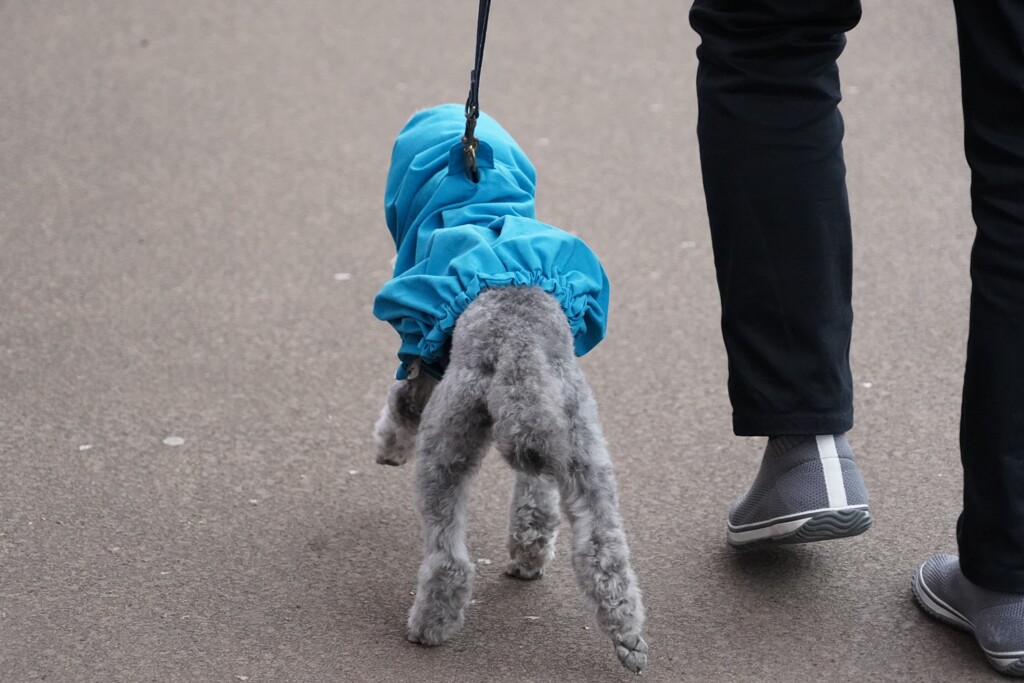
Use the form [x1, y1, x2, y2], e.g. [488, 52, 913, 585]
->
[1, 1, 997, 681]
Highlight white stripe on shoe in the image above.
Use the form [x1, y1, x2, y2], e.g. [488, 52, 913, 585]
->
[727, 516, 810, 544]
[816, 435, 848, 508]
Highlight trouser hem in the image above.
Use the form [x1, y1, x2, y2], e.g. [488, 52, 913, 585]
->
[732, 410, 853, 437]
[959, 556, 1024, 594]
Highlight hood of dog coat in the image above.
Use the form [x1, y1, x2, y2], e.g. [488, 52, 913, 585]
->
[373, 104, 610, 379]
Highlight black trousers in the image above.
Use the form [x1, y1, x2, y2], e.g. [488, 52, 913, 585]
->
[690, 0, 1024, 591]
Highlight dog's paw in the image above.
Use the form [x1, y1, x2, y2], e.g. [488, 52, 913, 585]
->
[406, 602, 465, 646]
[615, 633, 649, 674]
[406, 625, 444, 646]
[506, 531, 556, 580]
[373, 424, 413, 466]
[376, 445, 410, 467]
[505, 560, 545, 581]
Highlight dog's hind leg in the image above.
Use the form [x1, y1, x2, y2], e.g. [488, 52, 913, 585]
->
[556, 381, 648, 674]
[374, 371, 437, 466]
[406, 370, 490, 646]
[506, 472, 560, 580]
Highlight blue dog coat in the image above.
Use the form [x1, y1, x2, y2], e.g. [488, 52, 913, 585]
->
[373, 104, 610, 379]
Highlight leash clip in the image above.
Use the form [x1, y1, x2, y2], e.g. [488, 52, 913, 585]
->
[462, 104, 480, 183]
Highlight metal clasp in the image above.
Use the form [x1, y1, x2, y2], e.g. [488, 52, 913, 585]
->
[462, 105, 480, 183]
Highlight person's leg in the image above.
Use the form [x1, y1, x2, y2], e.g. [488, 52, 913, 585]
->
[912, 0, 1024, 677]
[954, 0, 1024, 594]
[689, 0, 862, 437]
[689, 0, 870, 547]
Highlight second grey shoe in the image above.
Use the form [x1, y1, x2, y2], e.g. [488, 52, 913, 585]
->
[727, 434, 871, 548]
[913, 554, 1024, 677]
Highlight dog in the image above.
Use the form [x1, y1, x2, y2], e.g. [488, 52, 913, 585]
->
[372, 105, 647, 673]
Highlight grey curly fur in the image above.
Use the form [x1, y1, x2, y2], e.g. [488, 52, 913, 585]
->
[374, 286, 648, 673]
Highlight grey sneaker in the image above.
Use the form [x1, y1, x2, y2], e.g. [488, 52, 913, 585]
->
[726, 434, 871, 548]
[913, 554, 1024, 677]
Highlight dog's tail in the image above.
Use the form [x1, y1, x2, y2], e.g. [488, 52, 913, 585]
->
[452, 286, 579, 474]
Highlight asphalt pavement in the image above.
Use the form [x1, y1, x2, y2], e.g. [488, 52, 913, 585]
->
[1, 1, 995, 681]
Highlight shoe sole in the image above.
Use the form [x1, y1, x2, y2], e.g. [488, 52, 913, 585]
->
[727, 506, 871, 549]
[912, 562, 1024, 677]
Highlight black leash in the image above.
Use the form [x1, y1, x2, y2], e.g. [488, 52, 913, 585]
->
[462, 0, 492, 183]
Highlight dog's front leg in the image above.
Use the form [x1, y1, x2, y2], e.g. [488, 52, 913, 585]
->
[506, 472, 560, 580]
[407, 377, 490, 645]
[373, 370, 437, 466]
